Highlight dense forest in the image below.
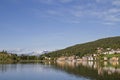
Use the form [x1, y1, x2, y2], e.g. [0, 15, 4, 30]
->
[41, 36, 120, 59]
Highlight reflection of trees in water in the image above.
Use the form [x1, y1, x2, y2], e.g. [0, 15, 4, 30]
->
[0, 63, 45, 73]
[0, 64, 17, 73]
[0, 63, 35, 73]
[54, 61, 120, 80]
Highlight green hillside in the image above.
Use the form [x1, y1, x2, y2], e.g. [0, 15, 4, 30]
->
[0, 51, 18, 62]
[41, 36, 120, 58]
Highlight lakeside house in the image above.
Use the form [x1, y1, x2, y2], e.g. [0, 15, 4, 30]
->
[45, 57, 51, 60]
[67, 55, 76, 61]
[57, 56, 77, 62]
[57, 57, 67, 61]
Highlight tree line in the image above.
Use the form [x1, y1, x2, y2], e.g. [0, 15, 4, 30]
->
[0, 50, 42, 62]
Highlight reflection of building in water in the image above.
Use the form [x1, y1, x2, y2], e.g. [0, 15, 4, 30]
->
[88, 61, 93, 68]
[56, 61, 77, 68]
[93, 62, 97, 69]
[67, 61, 76, 68]
[56, 61, 66, 68]
[98, 61, 120, 75]
[98, 67, 103, 75]
[103, 67, 120, 75]
[82, 61, 88, 67]
[109, 61, 119, 66]
[56, 60, 120, 76]
[104, 61, 108, 66]
[82, 57, 88, 61]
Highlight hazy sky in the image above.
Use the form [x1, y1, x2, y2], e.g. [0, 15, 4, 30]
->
[0, 0, 120, 51]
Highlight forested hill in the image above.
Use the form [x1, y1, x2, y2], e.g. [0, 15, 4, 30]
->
[42, 36, 120, 58]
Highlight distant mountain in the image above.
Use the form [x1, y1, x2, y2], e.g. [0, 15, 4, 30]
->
[28, 50, 49, 56]
[42, 36, 120, 58]
[42, 50, 49, 54]
[7, 48, 30, 54]
[6, 48, 49, 56]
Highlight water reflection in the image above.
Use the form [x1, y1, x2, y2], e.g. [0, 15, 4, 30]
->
[0, 62, 90, 80]
[0, 64, 17, 73]
[55, 61, 120, 80]
[0, 61, 120, 80]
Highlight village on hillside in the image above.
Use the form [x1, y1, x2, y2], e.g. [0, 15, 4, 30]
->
[56, 48, 120, 62]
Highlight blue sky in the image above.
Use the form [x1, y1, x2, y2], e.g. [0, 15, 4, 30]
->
[0, 0, 120, 51]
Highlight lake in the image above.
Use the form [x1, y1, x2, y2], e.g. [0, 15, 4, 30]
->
[0, 61, 120, 80]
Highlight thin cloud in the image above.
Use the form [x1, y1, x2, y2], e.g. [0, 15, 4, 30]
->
[112, 0, 120, 6]
[103, 22, 116, 25]
[33, 0, 120, 24]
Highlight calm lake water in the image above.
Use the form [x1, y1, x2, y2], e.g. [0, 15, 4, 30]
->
[0, 61, 120, 80]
